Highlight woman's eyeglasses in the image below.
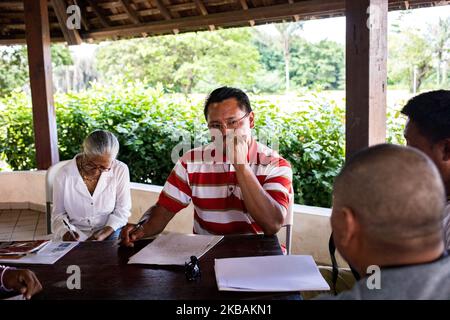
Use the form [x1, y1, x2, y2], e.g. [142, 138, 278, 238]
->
[83, 160, 111, 173]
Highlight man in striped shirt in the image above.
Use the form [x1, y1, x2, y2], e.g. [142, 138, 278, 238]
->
[121, 87, 292, 245]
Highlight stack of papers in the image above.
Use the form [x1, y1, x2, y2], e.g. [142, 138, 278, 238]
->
[214, 255, 330, 292]
[128, 232, 223, 266]
[0, 241, 78, 264]
[0, 240, 49, 256]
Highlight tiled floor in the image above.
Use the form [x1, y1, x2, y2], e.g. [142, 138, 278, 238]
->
[0, 209, 51, 241]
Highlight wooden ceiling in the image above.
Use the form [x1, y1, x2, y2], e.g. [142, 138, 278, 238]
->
[0, 0, 447, 45]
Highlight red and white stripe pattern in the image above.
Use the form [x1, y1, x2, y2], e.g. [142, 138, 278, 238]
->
[157, 140, 293, 235]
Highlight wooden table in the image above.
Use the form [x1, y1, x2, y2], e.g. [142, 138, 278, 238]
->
[6, 235, 301, 300]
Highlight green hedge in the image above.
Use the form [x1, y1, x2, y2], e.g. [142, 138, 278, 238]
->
[0, 84, 405, 208]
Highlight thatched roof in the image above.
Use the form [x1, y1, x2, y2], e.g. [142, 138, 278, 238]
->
[0, 0, 446, 45]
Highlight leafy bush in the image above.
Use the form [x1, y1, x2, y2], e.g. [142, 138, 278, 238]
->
[0, 84, 406, 207]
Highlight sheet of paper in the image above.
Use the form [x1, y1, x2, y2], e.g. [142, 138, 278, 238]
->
[3, 294, 26, 300]
[0, 241, 78, 265]
[75, 229, 88, 241]
[214, 255, 330, 292]
[0, 240, 49, 255]
[128, 232, 223, 266]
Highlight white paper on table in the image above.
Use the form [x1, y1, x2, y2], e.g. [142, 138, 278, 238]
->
[0, 241, 78, 265]
[128, 232, 223, 266]
[3, 294, 26, 300]
[75, 229, 88, 241]
[214, 255, 330, 292]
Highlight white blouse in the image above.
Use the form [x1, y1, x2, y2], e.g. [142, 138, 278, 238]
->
[444, 200, 450, 250]
[51, 156, 132, 240]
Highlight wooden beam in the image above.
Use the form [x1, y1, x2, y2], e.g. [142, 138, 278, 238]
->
[193, 0, 215, 31]
[150, 0, 179, 34]
[86, 0, 110, 27]
[51, 0, 82, 45]
[75, 0, 91, 31]
[120, 0, 141, 24]
[0, 2, 24, 9]
[86, 0, 344, 39]
[0, 35, 66, 45]
[239, 0, 255, 26]
[345, 0, 388, 159]
[151, 0, 172, 19]
[23, 0, 59, 170]
[288, 0, 300, 21]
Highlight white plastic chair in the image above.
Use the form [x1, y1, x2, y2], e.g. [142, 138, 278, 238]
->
[45, 160, 70, 234]
[283, 193, 294, 255]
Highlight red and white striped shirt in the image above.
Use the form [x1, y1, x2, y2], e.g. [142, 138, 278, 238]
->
[157, 139, 293, 235]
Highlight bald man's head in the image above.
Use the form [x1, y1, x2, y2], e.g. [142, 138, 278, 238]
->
[333, 144, 446, 246]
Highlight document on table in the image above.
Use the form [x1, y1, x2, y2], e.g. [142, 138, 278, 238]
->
[214, 255, 330, 292]
[3, 294, 26, 300]
[128, 232, 224, 266]
[0, 241, 78, 264]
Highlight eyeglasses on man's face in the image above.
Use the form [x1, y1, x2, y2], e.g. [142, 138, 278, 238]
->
[207, 112, 250, 131]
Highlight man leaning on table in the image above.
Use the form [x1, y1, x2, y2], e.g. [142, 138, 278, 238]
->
[120, 86, 293, 246]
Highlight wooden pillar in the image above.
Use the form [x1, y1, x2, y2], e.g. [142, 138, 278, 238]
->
[24, 0, 59, 169]
[345, 0, 388, 159]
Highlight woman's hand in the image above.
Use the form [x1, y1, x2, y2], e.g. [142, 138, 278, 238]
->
[3, 268, 43, 299]
[62, 231, 80, 241]
[87, 226, 114, 241]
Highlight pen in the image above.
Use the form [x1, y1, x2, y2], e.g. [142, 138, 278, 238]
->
[116, 219, 147, 245]
[63, 219, 78, 241]
[130, 219, 146, 234]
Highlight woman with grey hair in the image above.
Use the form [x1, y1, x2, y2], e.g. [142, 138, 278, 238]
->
[52, 130, 131, 241]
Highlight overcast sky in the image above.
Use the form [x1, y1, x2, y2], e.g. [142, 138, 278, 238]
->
[298, 5, 450, 44]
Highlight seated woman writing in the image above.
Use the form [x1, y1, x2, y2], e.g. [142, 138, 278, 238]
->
[52, 130, 131, 241]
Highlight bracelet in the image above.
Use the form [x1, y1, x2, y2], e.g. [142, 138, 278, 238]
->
[0, 266, 16, 292]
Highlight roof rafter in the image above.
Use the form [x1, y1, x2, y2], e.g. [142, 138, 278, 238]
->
[86, 0, 110, 27]
[193, 0, 215, 31]
[150, 0, 180, 34]
[120, 0, 141, 24]
[239, 0, 255, 27]
[51, 0, 82, 45]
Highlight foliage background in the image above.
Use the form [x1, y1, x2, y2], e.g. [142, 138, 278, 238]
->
[0, 83, 406, 208]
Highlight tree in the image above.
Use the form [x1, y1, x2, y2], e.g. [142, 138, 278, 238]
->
[388, 17, 450, 92]
[0, 44, 73, 97]
[290, 39, 344, 90]
[254, 26, 344, 92]
[254, 22, 303, 93]
[0, 46, 28, 97]
[95, 28, 262, 94]
[428, 17, 450, 87]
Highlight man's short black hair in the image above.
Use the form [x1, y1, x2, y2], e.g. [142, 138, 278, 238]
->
[401, 90, 450, 142]
[204, 86, 252, 120]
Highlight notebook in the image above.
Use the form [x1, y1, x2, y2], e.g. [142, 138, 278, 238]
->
[0, 240, 49, 256]
[214, 255, 330, 292]
[0, 241, 78, 264]
[128, 232, 224, 266]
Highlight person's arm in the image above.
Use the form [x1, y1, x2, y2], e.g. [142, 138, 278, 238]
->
[107, 163, 132, 230]
[120, 160, 191, 247]
[1, 267, 42, 300]
[120, 204, 176, 247]
[235, 164, 285, 235]
[51, 174, 79, 241]
[231, 137, 292, 235]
